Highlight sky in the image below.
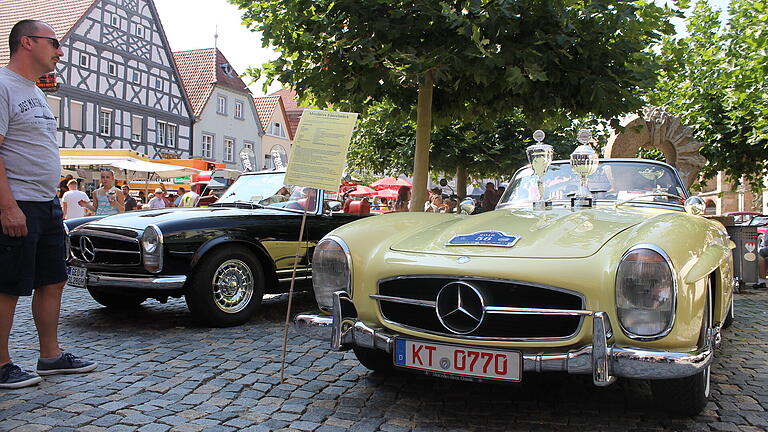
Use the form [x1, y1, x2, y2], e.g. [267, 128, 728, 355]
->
[154, 0, 735, 98]
[153, 0, 281, 96]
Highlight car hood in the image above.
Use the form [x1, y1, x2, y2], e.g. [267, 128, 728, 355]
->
[390, 207, 650, 258]
[80, 206, 295, 231]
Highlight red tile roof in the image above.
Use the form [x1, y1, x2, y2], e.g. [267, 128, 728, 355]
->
[285, 107, 306, 138]
[0, 0, 96, 65]
[253, 95, 281, 131]
[173, 48, 250, 118]
[270, 88, 298, 109]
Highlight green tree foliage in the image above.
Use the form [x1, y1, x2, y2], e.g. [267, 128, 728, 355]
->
[232, 0, 675, 208]
[348, 103, 574, 179]
[648, 0, 768, 189]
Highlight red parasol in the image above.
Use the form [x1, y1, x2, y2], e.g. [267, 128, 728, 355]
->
[375, 189, 399, 199]
[348, 185, 377, 196]
[370, 177, 412, 190]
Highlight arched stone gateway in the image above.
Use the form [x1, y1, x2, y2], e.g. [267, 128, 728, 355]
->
[604, 107, 707, 189]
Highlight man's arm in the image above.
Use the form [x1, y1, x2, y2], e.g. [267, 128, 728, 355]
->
[0, 135, 27, 237]
[61, 197, 68, 217]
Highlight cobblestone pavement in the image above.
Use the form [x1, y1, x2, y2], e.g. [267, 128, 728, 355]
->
[1, 287, 767, 432]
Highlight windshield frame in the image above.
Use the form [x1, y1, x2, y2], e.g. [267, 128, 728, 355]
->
[497, 158, 689, 210]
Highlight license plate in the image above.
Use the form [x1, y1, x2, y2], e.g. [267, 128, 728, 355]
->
[66, 266, 87, 288]
[394, 338, 521, 382]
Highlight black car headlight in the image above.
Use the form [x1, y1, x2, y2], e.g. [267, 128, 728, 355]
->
[615, 245, 676, 340]
[141, 224, 163, 273]
[312, 236, 352, 312]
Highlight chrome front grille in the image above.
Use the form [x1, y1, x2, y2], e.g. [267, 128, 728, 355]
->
[373, 276, 586, 341]
[69, 228, 141, 266]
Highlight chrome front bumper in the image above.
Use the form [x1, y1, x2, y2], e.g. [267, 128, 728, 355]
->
[294, 291, 715, 386]
[85, 273, 187, 290]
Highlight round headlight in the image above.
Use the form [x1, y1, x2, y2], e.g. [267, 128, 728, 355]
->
[312, 237, 351, 311]
[615, 246, 676, 339]
[141, 225, 163, 273]
[142, 226, 159, 253]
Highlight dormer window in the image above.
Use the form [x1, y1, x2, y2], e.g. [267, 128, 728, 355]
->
[220, 63, 235, 78]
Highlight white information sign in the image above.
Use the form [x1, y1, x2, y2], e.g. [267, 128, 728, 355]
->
[284, 109, 358, 191]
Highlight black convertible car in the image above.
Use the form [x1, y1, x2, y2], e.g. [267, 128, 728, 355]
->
[64, 170, 370, 327]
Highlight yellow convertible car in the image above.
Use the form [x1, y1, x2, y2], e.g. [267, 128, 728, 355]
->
[296, 156, 734, 415]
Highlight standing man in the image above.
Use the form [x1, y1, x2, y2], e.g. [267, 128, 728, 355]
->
[61, 179, 88, 219]
[173, 187, 186, 207]
[0, 20, 96, 389]
[122, 184, 137, 211]
[148, 188, 167, 209]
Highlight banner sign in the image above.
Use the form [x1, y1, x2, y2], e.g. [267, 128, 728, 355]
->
[284, 109, 358, 191]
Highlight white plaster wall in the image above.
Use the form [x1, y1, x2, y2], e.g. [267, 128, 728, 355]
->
[194, 87, 262, 168]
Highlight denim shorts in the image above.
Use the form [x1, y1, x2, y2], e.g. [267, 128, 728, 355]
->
[0, 198, 67, 296]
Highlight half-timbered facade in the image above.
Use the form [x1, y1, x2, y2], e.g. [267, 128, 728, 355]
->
[0, 0, 194, 159]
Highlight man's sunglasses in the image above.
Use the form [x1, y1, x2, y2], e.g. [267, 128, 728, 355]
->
[26, 35, 60, 49]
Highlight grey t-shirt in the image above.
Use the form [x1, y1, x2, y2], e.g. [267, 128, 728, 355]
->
[0, 67, 60, 202]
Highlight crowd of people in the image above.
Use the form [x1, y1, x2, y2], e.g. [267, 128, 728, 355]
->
[342, 182, 504, 214]
[58, 171, 200, 220]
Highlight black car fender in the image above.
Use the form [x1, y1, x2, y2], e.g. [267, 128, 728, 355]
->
[190, 234, 278, 288]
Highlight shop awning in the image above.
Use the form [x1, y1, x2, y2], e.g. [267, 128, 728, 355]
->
[111, 159, 200, 178]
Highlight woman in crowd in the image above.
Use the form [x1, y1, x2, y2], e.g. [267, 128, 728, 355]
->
[79, 169, 124, 215]
[393, 186, 410, 212]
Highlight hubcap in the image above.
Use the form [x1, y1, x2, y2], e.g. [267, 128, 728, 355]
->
[212, 259, 254, 313]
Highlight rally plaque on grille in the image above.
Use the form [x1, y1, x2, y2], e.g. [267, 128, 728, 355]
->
[394, 338, 521, 382]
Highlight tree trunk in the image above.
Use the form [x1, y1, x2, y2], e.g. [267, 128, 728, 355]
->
[409, 70, 433, 212]
[456, 165, 467, 199]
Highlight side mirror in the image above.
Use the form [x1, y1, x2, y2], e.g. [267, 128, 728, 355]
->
[439, 178, 448, 187]
[327, 201, 342, 213]
[459, 198, 476, 215]
[684, 196, 706, 215]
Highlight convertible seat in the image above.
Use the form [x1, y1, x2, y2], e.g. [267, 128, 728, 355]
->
[348, 200, 371, 215]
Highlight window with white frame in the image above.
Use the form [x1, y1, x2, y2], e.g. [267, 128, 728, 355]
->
[69, 100, 83, 131]
[243, 141, 253, 150]
[107, 62, 117, 76]
[202, 134, 213, 159]
[269, 121, 286, 138]
[134, 24, 144, 38]
[224, 138, 234, 162]
[132, 70, 140, 84]
[99, 109, 112, 135]
[110, 15, 119, 27]
[168, 124, 177, 147]
[131, 115, 142, 141]
[157, 121, 167, 145]
[234, 101, 243, 119]
[154, 78, 161, 89]
[79, 53, 89, 68]
[46, 96, 60, 124]
[217, 96, 227, 114]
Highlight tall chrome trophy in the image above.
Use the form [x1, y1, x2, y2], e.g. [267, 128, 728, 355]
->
[526, 130, 554, 209]
[570, 129, 599, 208]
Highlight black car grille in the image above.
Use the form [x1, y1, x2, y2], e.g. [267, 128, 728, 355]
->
[375, 276, 585, 340]
[69, 229, 141, 266]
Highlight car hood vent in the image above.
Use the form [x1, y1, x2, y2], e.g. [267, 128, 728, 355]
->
[389, 208, 646, 259]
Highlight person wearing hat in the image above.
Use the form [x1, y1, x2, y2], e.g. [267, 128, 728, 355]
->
[148, 188, 167, 209]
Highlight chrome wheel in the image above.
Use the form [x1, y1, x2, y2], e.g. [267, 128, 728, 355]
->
[211, 259, 254, 313]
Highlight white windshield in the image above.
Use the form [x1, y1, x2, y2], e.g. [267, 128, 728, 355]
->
[217, 172, 319, 210]
[499, 161, 687, 208]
